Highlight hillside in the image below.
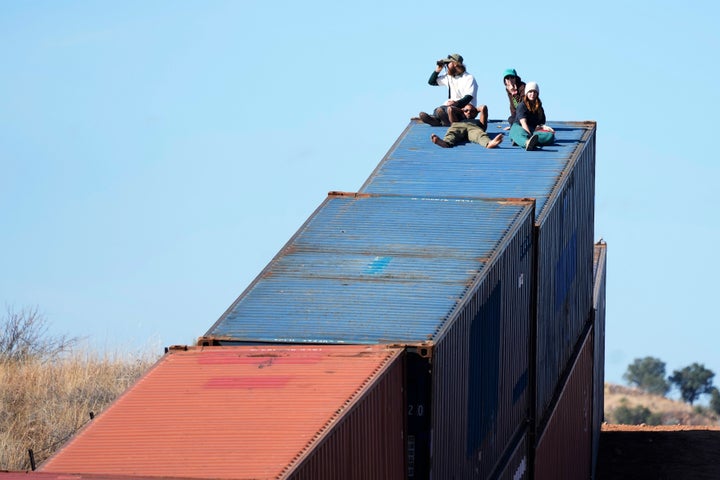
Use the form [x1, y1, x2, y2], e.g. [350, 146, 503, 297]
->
[599, 384, 720, 479]
[604, 383, 719, 426]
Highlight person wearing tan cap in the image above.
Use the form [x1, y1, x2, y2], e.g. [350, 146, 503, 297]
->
[417, 53, 487, 129]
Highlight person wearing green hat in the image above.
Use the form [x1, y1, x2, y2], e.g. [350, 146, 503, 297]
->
[417, 54, 485, 129]
[502, 68, 526, 130]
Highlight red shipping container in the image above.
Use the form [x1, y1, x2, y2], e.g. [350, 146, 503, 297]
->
[40, 345, 405, 479]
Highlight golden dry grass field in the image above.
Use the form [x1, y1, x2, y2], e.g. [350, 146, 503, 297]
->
[0, 351, 157, 471]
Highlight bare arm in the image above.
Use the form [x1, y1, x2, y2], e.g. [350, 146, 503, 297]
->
[520, 117, 532, 135]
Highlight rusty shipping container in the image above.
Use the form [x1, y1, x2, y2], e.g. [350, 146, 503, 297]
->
[534, 327, 594, 480]
[591, 240, 607, 477]
[203, 193, 536, 479]
[39, 345, 405, 480]
[358, 120, 597, 432]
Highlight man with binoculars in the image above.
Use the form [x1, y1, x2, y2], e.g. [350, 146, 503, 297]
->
[417, 53, 486, 129]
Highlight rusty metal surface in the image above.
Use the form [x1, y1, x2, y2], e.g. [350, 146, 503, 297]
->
[39, 345, 405, 479]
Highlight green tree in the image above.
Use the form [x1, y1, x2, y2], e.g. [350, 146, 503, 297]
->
[669, 363, 715, 406]
[709, 387, 720, 415]
[613, 401, 662, 425]
[623, 356, 670, 396]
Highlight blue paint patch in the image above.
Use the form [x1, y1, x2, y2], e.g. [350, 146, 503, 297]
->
[366, 256, 392, 274]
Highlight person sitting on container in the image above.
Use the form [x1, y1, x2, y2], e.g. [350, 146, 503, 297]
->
[417, 54, 487, 128]
[501, 68, 526, 131]
[509, 81, 554, 151]
[430, 104, 504, 149]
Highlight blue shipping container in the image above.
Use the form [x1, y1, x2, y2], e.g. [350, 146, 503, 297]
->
[358, 119, 597, 432]
[203, 192, 535, 479]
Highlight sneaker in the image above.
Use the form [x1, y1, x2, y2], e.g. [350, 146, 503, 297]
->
[419, 112, 441, 126]
[525, 134, 539, 151]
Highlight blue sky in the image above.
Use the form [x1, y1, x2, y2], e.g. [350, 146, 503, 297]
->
[2, 1, 719, 388]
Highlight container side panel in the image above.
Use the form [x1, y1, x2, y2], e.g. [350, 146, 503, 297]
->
[534, 133, 595, 428]
[429, 211, 534, 479]
[534, 329, 594, 480]
[288, 348, 406, 480]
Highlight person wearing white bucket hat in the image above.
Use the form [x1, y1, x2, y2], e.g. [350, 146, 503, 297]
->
[509, 81, 554, 151]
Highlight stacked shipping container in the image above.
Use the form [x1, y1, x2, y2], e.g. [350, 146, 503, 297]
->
[5, 119, 601, 480]
[358, 119, 597, 435]
[531, 240, 607, 480]
[202, 192, 536, 479]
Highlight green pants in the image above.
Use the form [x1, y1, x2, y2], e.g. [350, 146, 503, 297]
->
[444, 121, 492, 147]
[509, 123, 555, 148]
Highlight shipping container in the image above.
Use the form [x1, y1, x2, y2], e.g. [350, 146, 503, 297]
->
[202, 192, 536, 479]
[358, 119, 596, 431]
[39, 345, 405, 480]
[534, 327, 594, 480]
[493, 429, 529, 480]
[591, 240, 607, 478]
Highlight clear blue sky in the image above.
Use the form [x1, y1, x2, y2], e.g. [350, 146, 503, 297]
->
[2, 1, 719, 388]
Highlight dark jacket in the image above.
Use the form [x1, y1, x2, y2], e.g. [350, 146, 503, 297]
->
[515, 100, 546, 132]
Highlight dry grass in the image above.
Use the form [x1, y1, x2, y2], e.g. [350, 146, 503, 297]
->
[604, 383, 720, 426]
[0, 349, 158, 471]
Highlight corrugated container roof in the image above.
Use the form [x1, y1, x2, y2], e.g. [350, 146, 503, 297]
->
[40, 345, 403, 479]
[359, 120, 595, 219]
[204, 193, 534, 345]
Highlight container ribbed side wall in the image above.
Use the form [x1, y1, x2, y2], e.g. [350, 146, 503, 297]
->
[288, 348, 406, 480]
[534, 133, 595, 430]
[429, 212, 533, 480]
[534, 328, 594, 480]
[591, 241, 607, 478]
